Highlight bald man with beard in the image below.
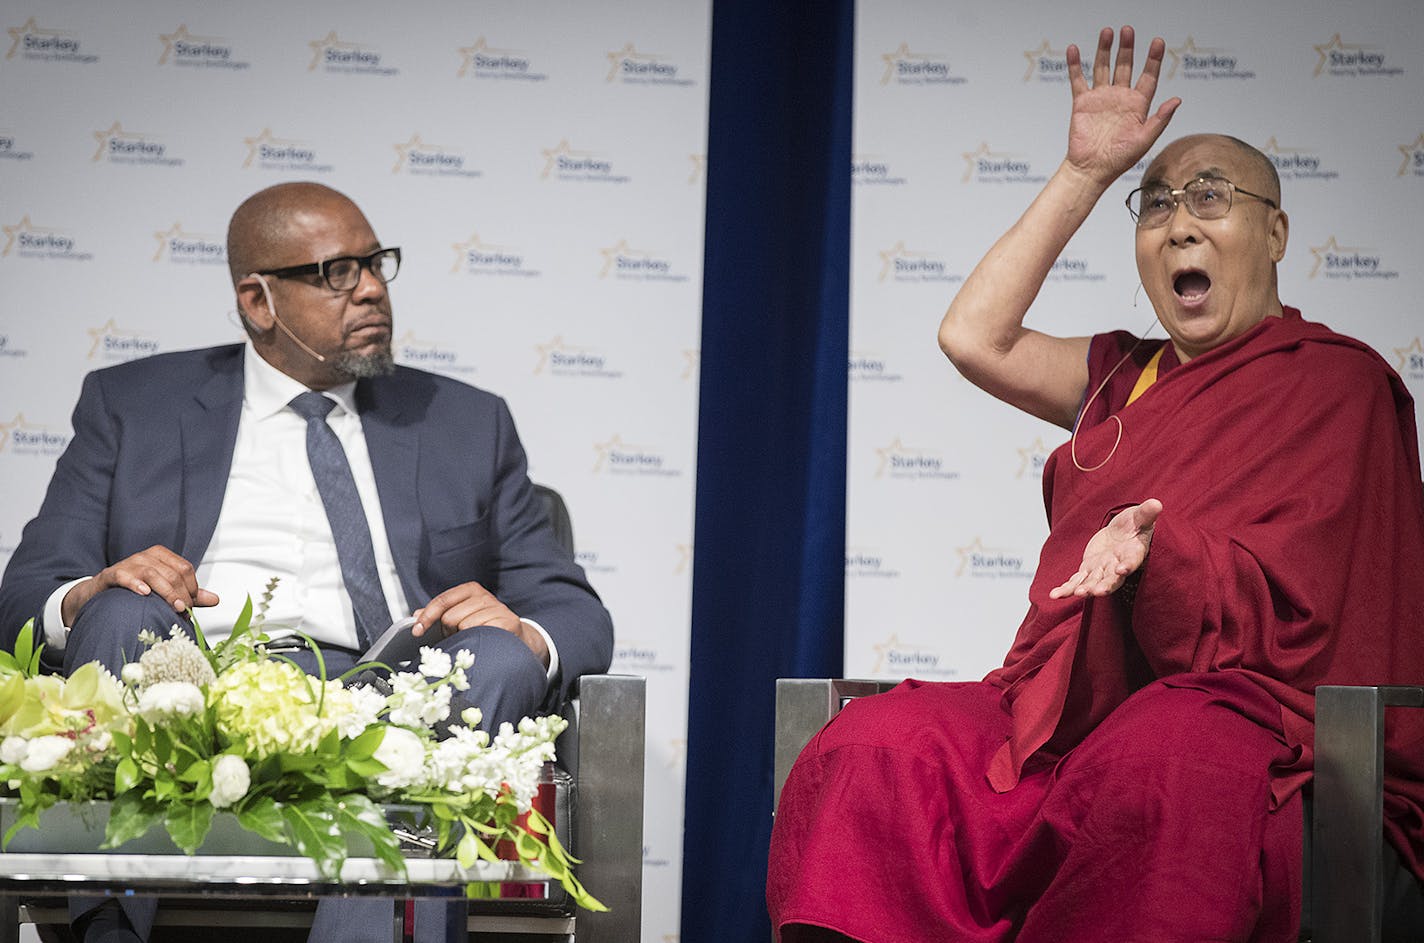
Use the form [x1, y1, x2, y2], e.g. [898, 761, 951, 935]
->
[0, 182, 613, 943]
[768, 27, 1424, 943]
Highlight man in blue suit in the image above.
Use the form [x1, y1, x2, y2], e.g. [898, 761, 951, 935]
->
[0, 182, 614, 943]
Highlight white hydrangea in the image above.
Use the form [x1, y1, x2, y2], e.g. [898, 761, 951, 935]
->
[326, 684, 387, 739]
[210, 754, 250, 809]
[138, 631, 216, 688]
[372, 725, 428, 790]
[19, 735, 74, 773]
[136, 681, 206, 724]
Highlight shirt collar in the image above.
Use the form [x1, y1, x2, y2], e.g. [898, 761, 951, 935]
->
[242, 341, 359, 420]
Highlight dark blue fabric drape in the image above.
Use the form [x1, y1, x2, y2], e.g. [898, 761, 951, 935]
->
[681, 1, 853, 939]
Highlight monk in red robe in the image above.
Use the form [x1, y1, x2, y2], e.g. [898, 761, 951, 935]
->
[767, 26, 1424, 943]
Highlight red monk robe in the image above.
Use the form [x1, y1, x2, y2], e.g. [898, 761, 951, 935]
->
[768, 308, 1424, 943]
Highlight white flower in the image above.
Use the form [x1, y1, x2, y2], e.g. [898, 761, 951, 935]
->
[137, 681, 206, 724]
[418, 647, 452, 679]
[210, 754, 250, 809]
[138, 634, 216, 688]
[327, 685, 386, 739]
[372, 725, 428, 790]
[0, 737, 28, 766]
[19, 735, 73, 772]
[120, 663, 144, 686]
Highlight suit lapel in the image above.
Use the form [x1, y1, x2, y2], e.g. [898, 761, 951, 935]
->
[359, 380, 423, 607]
[179, 347, 244, 564]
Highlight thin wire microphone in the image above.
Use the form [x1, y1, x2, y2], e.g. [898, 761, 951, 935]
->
[249, 273, 327, 363]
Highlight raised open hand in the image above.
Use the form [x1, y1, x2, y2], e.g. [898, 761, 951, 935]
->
[1049, 498, 1162, 599]
[1065, 26, 1181, 187]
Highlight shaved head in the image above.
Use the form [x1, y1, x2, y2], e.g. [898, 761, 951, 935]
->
[1146, 134, 1281, 206]
[226, 182, 369, 284]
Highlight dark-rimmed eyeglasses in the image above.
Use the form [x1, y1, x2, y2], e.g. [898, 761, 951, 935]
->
[258, 247, 401, 292]
[1125, 177, 1277, 229]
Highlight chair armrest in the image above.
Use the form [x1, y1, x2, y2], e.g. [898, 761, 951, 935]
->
[1312, 684, 1424, 943]
[563, 674, 645, 942]
[773, 679, 896, 813]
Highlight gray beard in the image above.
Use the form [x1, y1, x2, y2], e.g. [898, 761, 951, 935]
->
[335, 347, 395, 379]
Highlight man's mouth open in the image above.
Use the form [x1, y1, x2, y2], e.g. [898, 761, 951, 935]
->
[1173, 270, 1211, 304]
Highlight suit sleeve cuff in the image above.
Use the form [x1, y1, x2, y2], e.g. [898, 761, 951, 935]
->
[520, 617, 559, 687]
[42, 578, 89, 652]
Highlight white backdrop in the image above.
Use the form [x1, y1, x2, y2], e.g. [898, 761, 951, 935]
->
[847, 2, 1424, 683]
[0, 3, 710, 940]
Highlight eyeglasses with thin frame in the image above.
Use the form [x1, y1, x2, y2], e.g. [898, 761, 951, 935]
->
[257, 247, 401, 292]
[1125, 177, 1277, 229]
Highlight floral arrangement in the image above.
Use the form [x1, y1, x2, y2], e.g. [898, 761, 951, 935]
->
[0, 600, 603, 911]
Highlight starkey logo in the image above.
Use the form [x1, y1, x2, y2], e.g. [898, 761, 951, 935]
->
[874, 437, 959, 481]
[2, 216, 91, 261]
[1257, 137, 1340, 182]
[961, 142, 1046, 185]
[87, 320, 159, 361]
[456, 37, 547, 81]
[1313, 34, 1401, 78]
[879, 42, 964, 86]
[1165, 37, 1256, 81]
[591, 434, 682, 477]
[954, 537, 1031, 580]
[0, 130, 34, 162]
[534, 336, 622, 379]
[92, 122, 183, 167]
[848, 351, 904, 384]
[1308, 237, 1398, 281]
[852, 153, 908, 186]
[392, 134, 480, 177]
[540, 139, 629, 184]
[846, 547, 902, 580]
[869, 634, 957, 678]
[308, 31, 397, 75]
[6, 17, 96, 63]
[598, 239, 687, 282]
[1022, 40, 1067, 82]
[877, 242, 961, 284]
[242, 128, 334, 173]
[158, 25, 248, 70]
[0, 414, 70, 457]
[449, 232, 538, 278]
[605, 43, 692, 86]
[392, 330, 474, 376]
[152, 223, 225, 265]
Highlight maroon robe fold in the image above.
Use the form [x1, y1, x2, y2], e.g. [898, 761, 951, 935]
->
[769, 308, 1424, 942]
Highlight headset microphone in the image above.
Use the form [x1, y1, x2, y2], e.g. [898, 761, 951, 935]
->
[249, 273, 327, 363]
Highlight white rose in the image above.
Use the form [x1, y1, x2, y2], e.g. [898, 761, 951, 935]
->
[137, 681, 206, 724]
[372, 726, 427, 790]
[209, 754, 250, 809]
[0, 737, 29, 766]
[19, 735, 73, 773]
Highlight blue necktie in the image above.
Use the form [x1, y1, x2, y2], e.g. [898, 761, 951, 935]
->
[289, 391, 389, 648]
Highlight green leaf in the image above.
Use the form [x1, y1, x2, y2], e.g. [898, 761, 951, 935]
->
[281, 802, 345, 880]
[165, 801, 215, 854]
[334, 796, 405, 874]
[236, 796, 288, 844]
[345, 726, 384, 761]
[12, 621, 35, 678]
[114, 758, 141, 794]
[103, 792, 164, 849]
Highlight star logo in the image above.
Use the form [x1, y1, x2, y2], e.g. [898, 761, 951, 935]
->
[393, 133, 429, 173]
[880, 42, 943, 85]
[592, 434, 632, 473]
[92, 121, 151, 162]
[450, 232, 515, 274]
[153, 221, 186, 261]
[7, 17, 69, 60]
[1022, 39, 1065, 81]
[1394, 338, 1424, 375]
[1016, 437, 1053, 478]
[687, 154, 706, 186]
[1398, 133, 1424, 177]
[1307, 236, 1367, 279]
[961, 141, 1002, 183]
[870, 634, 909, 674]
[86, 319, 149, 359]
[2, 215, 44, 256]
[874, 437, 937, 478]
[158, 24, 223, 65]
[532, 335, 597, 374]
[954, 537, 1004, 578]
[877, 241, 938, 282]
[456, 36, 523, 78]
[599, 238, 651, 278]
[1165, 36, 1222, 79]
[308, 30, 368, 71]
[1258, 136, 1300, 161]
[241, 128, 302, 169]
[0, 413, 44, 452]
[680, 349, 699, 381]
[674, 543, 691, 576]
[540, 138, 596, 179]
[1313, 34, 1371, 78]
[606, 42, 662, 82]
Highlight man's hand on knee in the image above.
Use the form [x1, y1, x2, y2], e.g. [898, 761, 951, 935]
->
[411, 581, 550, 668]
[61, 545, 219, 625]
